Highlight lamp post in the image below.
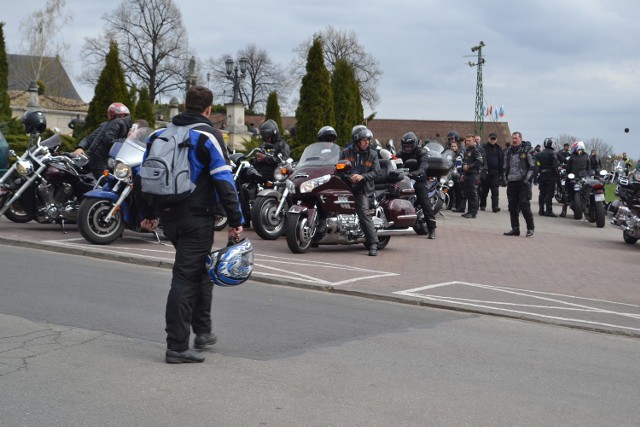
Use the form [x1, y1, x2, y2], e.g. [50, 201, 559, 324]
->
[224, 57, 249, 151]
[225, 57, 248, 104]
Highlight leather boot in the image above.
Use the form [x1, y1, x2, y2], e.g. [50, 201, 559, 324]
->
[560, 205, 567, 217]
[428, 229, 436, 239]
[368, 244, 378, 256]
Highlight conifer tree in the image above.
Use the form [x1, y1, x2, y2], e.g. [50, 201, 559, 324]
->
[294, 35, 334, 156]
[0, 23, 12, 120]
[332, 59, 363, 147]
[135, 86, 155, 128]
[81, 41, 130, 138]
[265, 91, 283, 135]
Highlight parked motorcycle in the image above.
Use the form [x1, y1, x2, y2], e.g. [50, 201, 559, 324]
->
[0, 133, 94, 230]
[566, 171, 606, 225]
[570, 170, 608, 227]
[610, 170, 640, 245]
[250, 155, 294, 240]
[284, 142, 417, 253]
[555, 163, 568, 204]
[76, 127, 156, 245]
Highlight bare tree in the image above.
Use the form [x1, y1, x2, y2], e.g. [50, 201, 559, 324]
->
[81, 0, 192, 102]
[18, 0, 73, 97]
[292, 26, 383, 109]
[204, 44, 291, 113]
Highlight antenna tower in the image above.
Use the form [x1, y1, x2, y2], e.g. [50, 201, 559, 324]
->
[468, 41, 486, 137]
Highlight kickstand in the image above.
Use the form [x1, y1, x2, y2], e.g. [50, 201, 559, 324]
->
[152, 230, 161, 244]
[438, 211, 448, 219]
[60, 220, 67, 234]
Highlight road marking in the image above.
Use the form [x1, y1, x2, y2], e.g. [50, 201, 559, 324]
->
[42, 238, 398, 286]
[394, 281, 640, 333]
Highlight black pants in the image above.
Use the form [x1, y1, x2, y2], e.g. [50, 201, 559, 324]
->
[507, 181, 534, 231]
[480, 173, 500, 210]
[538, 172, 556, 213]
[462, 174, 479, 215]
[354, 189, 378, 246]
[162, 215, 215, 351]
[415, 180, 436, 231]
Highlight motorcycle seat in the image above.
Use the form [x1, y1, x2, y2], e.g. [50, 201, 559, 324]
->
[374, 159, 404, 190]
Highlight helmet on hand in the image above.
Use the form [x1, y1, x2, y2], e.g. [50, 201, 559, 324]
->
[400, 132, 419, 153]
[543, 137, 556, 150]
[571, 140, 586, 154]
[22, 110, 47, 134]
[107, 103, 130, 120]
[351, 125, 372, 143]
[206, 238, 254, 286]
[317, 126, 337, 143]
[259, 119, 279, 142]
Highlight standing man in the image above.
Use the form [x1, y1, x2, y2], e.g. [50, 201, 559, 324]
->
[557, 143, 571, 165]
[589, 149, 601, 175]
[535, 138, 560, 217]
[140, 86, 244, 364]
[460, 134, 483, 218]
[340, 125, 381, 256]
[398, 132, 437, 239]
[503, 131, 536, 237]
[621, 152, 633, 175]
[480, 132, 504, 212]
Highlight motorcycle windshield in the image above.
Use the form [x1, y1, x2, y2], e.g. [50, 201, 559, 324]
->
[297, 142, 341, 166]
[425, 141, 445, 154]
[114, 127, 151, 167]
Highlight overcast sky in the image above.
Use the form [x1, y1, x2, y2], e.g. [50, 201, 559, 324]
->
[3, 0, 639, 156]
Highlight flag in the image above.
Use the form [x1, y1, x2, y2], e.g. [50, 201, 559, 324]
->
[498, 105, 505, 118]
[494, 108, 499, 120]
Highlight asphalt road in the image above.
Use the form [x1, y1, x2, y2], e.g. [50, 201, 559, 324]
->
[1, 245, 640, 426]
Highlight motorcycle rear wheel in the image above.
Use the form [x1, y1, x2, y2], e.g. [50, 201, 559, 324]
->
[1, 198, 33, 223]
[285, 212, 313, 253]
[622, 231, 638, 245]
[251, 196, 287, 240]
[213, 215, 228, 231]
[77, 198, 125, 245]
[377, 236, 390, 250]
[595, 201, 605, 228]
[572, 193, 583, 220]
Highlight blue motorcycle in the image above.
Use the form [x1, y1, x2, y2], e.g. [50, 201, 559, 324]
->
[77, 127, 158, 245]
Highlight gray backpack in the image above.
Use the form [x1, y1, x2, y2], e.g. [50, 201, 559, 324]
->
[140, 123, 199, 206]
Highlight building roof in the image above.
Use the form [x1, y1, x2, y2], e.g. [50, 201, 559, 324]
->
[7, 54, 84, 103]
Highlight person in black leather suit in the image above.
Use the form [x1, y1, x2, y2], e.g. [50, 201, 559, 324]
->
[398, 132, 436, 239]
[562, 140, 591, 217]
[535, 137, 560, 217]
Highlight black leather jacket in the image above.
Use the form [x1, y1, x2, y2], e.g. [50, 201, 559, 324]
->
[398, 147, 429, 182]
[340, 144, 381, 194]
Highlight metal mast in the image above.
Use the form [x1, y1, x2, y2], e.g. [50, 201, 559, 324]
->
[468, 41, 486, 137]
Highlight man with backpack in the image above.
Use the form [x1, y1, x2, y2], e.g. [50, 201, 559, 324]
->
[139, 86, 244, 364]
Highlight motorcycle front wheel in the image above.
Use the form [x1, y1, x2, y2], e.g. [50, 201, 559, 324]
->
[285, 212, 313, 253]
[572, 193, 583, 220]
[1, 198, 33, 223]
[623, 230, 638, 245]
[413, 206, 428, 235]
[251, 196, 287, 240]
[77, 198, 125, 245]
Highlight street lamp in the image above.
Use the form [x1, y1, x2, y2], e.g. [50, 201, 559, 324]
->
[225, 57, 248, 104]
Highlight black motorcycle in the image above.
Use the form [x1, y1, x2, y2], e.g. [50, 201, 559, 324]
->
[575, 170, 608, 228]
[0, 133, 94, 231]
[610, 170, 640, 245]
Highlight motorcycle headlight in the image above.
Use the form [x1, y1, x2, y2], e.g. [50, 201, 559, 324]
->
[16, 159, 34, 176]
[300, 174, 330, 193]
[114, 161, 131, 180]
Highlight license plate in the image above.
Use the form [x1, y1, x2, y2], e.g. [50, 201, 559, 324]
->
[594, 193, 605, 202]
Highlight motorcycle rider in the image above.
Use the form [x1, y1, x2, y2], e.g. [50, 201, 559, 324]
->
[340, 125, 381, 256]
[446, 131, 466, 212]
[562, 140, 591, 217]
[621, 152, 634, 175]
[535, 138, 560, 217]
[253, 119, 291, 181]
[460, 134, 483, 218]
[557, 143, 571, 165]
[503, 131, 536, 237]
[480, 132, 504, 212]
[73, 103, 133, 179]
[317, 125, 338, 143]
[398, 132, 436, 239]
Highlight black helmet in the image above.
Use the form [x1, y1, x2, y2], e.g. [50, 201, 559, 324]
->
[317, 126, 337, 142]
[543, 137, 556, 150]
[446, 131, 459, 142]
[351, 125, 372, 143]
[22, 110, 47, 134]
[400, 132, 418, 153]
[259, 119, 279, 142]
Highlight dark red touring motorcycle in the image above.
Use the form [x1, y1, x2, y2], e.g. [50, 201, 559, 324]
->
[284, 142, 417, 253]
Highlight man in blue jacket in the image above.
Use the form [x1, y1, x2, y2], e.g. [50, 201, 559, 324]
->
[140, 86, 244, 364]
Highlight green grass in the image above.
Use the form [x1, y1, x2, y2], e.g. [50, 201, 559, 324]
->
[605, 183, 617, 203]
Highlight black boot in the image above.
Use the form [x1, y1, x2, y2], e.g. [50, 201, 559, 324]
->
[560, 205, 567, 217]
[503, 228, 520, 236]
[428, 229, 436, 239]
[368, 244, 378, 256]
